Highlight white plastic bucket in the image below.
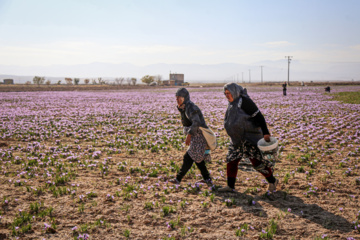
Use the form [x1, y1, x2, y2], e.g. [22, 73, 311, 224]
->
[257, 137, 279, 164]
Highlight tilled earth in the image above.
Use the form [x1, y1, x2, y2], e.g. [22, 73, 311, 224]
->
[0, 86, 359, 239]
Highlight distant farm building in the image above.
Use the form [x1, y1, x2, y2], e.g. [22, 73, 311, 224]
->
[3, 79, 14, 84]
[162, 74, 185, 86]
[170, 73, 184, 86]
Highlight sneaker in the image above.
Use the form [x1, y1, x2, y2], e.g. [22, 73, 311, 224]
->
[169, 178, 180, 184]
[268, 179, 279, 193]
[218, 186, 234, 192]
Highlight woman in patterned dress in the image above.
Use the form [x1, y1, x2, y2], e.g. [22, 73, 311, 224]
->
[218, 83, 278, 192]
[169, 88, 212, 186]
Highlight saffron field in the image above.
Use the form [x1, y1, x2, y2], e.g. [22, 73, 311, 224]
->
[0, 86, 359, 239]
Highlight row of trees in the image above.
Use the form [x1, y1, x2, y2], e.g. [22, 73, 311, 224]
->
[32, 76, 121, 85]
[32, 76, 82, 85]
[114, 77, 137, 85]
[31, 75, 163, 86]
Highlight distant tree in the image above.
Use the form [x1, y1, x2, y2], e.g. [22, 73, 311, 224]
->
[45, 80, 51, 85]
[84, 79, 90, 85]
[98, 77, 105, 85]
[25, 81, 31, 85]
[115, 77, 124, 85]
[92, 78, 97, 85]
[74, 78, 80, 85]
[33, 76, 45, 85]
[65, 78, 73, 85]
[126, 77, 132, 85]
[141, 75, 155, 85]
[57, 80, 61, 85]
[154, 75, 162, 85]
[131, 78, 137, 86]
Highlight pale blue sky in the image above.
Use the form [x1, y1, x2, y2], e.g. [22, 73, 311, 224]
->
[1, 0, 360, 67]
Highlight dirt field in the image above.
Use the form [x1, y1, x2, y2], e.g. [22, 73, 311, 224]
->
[0, 85, 359, 239]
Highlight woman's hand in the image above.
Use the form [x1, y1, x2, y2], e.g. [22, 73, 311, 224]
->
[264, 134, 271, 142]
[185, 134, 191, 146]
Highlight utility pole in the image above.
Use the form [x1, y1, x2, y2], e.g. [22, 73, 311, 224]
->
[249, 69, 251, 83]
[260, 66, 264, 83]
[285, 56, 292, 86]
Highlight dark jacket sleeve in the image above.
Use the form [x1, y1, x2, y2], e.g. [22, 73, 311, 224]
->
[241, 97, 270, 135]
[185, 106, 201, 135]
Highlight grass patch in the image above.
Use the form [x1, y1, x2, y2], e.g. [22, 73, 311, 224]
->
[331, 91, 360, 104]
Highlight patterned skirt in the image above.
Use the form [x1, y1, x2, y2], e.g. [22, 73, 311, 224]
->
[226, 141, 274, 175]
[184, 127, 207, 163]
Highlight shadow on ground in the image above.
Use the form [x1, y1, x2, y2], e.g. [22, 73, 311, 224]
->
[214, 189, 353, 233]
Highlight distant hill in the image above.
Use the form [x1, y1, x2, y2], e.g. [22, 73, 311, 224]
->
[1, 61, 359, 84]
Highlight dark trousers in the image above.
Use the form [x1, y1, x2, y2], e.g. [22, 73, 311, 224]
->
[283, 89, 287, 96]
[226, 158, 274, 188]
[176, 152, 210, 182]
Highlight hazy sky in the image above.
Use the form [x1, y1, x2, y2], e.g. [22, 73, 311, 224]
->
[1, 0, 360, 67]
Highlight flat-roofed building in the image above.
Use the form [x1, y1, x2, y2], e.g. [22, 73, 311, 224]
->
[170, 74, 184, 86]
[162, 80, 170, 85]
[3, 79, 14, 84]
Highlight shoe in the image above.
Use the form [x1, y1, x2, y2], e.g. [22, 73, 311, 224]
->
[268, 179, 279, 193]
[169, 178, 180, 184]
[218, 186, 234, 192]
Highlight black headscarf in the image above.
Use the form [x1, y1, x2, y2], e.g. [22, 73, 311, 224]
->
[175, 87, 208, 134]
[175, 88, 190, 103]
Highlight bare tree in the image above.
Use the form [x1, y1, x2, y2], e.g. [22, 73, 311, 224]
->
[115, 77, 124, 85]
[154, 75, 162, 85]
[84, 79, 90, 85]
[92, 78, 97, 85]
[57, 80, 61, 85]
[45, 80, 51, 85]
[126, 77, 132, 85]
[33, 76, 45, 85]
[131, 78, 137, 86]
[74, 78, 80, 85]
[25, 81, 31, 85]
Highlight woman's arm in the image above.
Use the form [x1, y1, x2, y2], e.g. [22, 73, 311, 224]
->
[241, 97, 270, 136]
[186, 110, 201, 135]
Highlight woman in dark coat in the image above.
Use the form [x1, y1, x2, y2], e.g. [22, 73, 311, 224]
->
[218, 83, 278, 192]
[169, 88, 212, 186]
